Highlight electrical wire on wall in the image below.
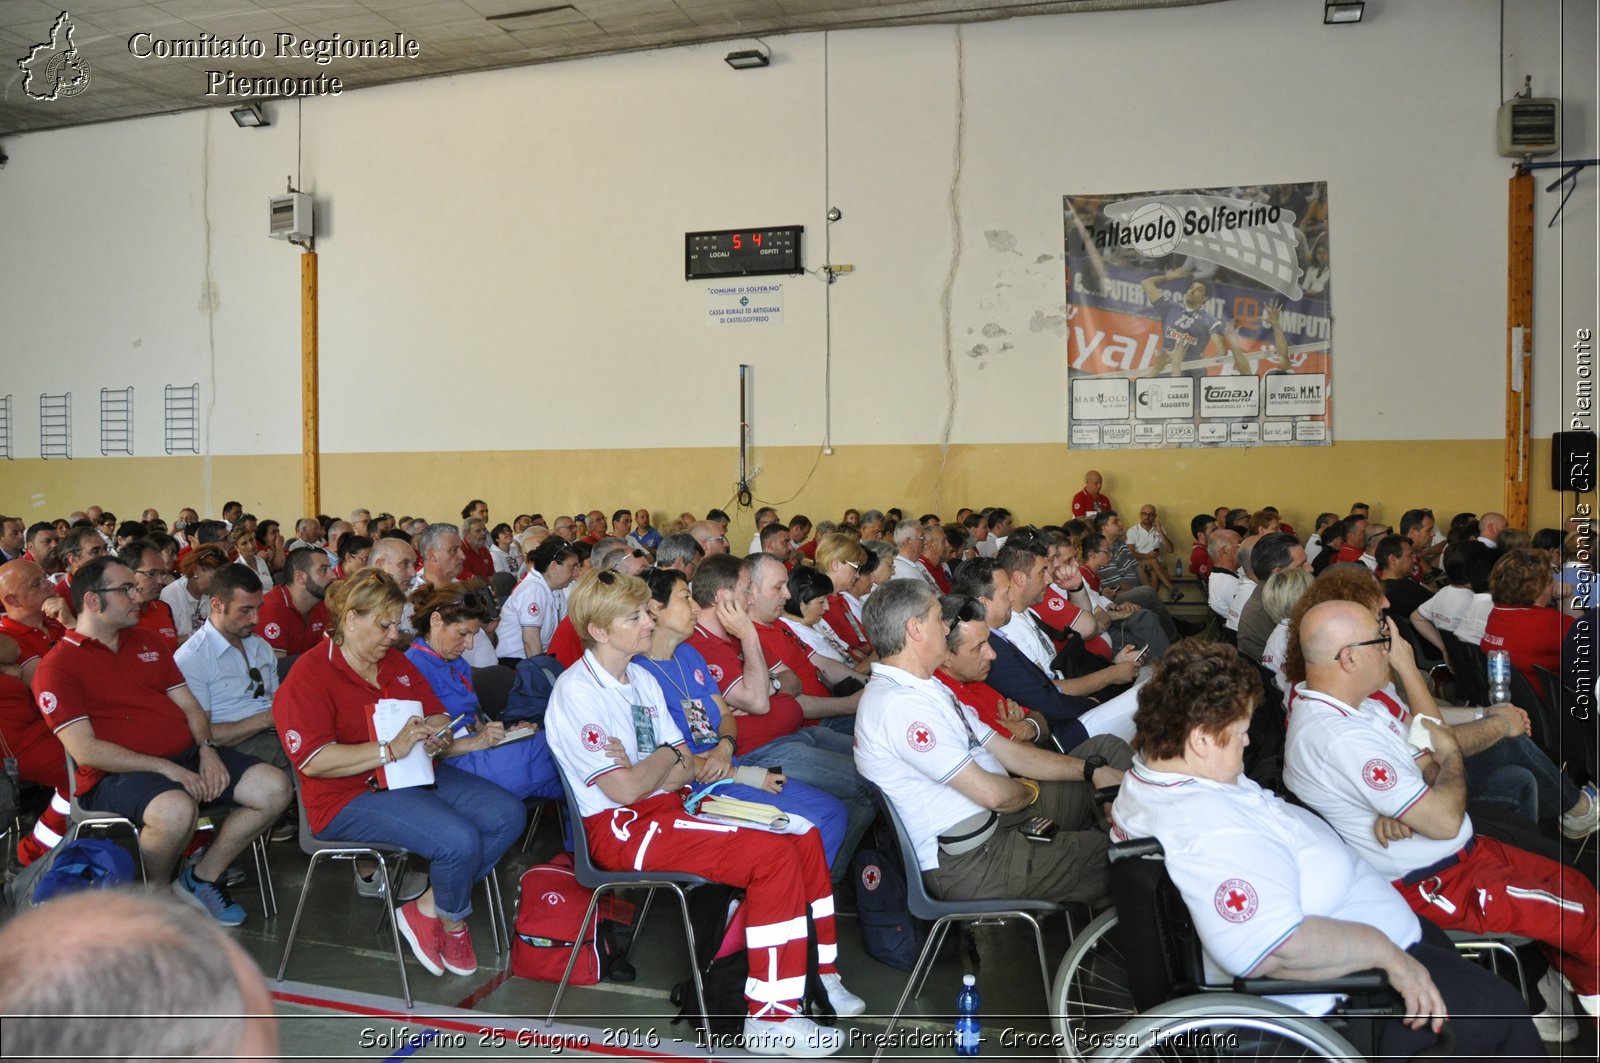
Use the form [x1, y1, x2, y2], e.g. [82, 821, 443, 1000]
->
[934, 25, 967, 514]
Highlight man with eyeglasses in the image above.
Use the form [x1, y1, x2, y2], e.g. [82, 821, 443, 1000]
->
[33, 556, 292, 924]
[889, 520, 935, 587]
[689, 520, 729, 557]
[175, 564, 287, 773]
[120, 539, 180, 651]
[0, 560, 72, 685]
[54, 526, 110, 606]
[1285, 601, 1600, 1024]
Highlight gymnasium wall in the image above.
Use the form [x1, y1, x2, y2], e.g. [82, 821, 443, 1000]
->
[0, 0, 1593, 544]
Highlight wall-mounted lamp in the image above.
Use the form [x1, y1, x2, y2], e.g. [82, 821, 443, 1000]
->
[1324, 2, 1365, 23]
[724, 47, 769, 70]
[230, 102, 269, 127]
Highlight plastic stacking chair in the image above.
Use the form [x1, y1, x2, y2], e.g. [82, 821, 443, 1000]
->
[62, 752, 146, 880]
[870, 786, 1066, 1063]
[545, 773, 712, 1030]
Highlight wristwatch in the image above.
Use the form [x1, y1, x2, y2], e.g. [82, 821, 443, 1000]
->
[1082, 754, 1108, 784]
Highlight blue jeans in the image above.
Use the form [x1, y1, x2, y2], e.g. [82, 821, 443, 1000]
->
[742, 726, 875, 881]
[1466, 735, 1581, 824]
[323, 764, 525, 921]
[446, 730, 563, 801]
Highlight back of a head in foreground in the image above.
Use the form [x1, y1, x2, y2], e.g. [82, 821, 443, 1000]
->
[0, 889, 278, 1061]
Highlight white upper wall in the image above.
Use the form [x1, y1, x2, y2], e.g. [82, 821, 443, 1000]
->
[0, 0, 1591, 458]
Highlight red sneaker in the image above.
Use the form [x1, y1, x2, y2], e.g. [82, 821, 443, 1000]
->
[396, 900, 444, 976]
[439, 923, 478, 976]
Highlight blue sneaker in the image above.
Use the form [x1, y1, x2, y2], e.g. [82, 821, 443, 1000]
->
[174, 865, 246, 926]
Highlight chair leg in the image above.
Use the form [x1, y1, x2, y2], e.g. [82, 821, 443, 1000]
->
[381, 871, 414, 1009]
[545, 886, 611, 1025]
[911, 920, 953, 1001]
[277, 852, 325, 982]
[252, 835, 277, 918]
[483, 871, 509, 954]
[671, 886, 710, 1034]
[520, 802, 545, 853]
[630, 887, 657, 952]
[1021, 912, 1053, 1010]
[875, 916, 954, 1063]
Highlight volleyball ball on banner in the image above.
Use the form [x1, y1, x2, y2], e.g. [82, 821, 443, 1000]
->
[1128, 201, 1182, 258]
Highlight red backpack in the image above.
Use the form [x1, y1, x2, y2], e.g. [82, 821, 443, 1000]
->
[511, 852, 636, 985]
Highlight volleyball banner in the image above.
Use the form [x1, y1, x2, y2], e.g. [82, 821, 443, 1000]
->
[1063, 182, 1333, 449]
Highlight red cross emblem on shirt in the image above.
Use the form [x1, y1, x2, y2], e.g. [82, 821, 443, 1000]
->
[1213, 878, 1258, 922]
[581, 725, 606, 752]
[1362, 758, 1398, 791]
[861, 864, 882, 891]
[906, 723, 937, 752]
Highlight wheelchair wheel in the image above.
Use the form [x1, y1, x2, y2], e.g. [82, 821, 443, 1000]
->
[1050, 909, 1135, 1061]
[1088, 993, 1363, 1060]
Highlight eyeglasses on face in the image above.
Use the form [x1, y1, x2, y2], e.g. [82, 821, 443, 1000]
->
[94, 583, 138, 598]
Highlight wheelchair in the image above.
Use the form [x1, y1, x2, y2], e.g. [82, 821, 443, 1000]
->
[1051, 837, 1452, 1061]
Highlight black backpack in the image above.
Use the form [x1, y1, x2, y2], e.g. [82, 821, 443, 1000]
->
[670, 884, 835, 1042]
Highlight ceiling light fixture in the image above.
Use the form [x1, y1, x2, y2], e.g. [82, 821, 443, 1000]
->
[1324, 2, 1365, 24]
[230, 102, 269, 127]
[724, 48, 769, 70]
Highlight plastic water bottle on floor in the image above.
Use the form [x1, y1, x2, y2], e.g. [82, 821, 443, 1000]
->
[955, 973, 981, 1055]
[1487, 649, 1512, 705]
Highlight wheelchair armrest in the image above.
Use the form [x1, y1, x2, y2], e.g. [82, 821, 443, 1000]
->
[1093, 784, 1120, 805]
[1231, 968, 1389, 997]
[1108, 836, 1164, 862]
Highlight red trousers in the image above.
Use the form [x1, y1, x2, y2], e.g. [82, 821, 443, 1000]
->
[583, 791, 837, 1017]
[1395, 835, 1598, 999]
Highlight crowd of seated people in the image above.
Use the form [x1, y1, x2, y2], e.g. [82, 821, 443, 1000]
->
[0, 488, 1594, 1055]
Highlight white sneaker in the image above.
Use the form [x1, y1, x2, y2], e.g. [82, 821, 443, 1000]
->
[1560, 783, 1598, 839]
[741, 1014, 844, 1057]
[1539, 966, 1575, 1014]
[819, 972, 865, 1018]
[354, 865, 429, 902]
[1532, 1006, 1578, 1043]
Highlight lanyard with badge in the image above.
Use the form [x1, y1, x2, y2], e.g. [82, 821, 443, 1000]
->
[582, 656, 662, 758]
[646, 655, 717, 747]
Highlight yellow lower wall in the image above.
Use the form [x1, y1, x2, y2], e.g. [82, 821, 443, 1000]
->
[0, 439, 1584, 548]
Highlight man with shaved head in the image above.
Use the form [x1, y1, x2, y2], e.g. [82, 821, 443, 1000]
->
[1477, 511, 1507, 548]
[0, 891, 279, 1060]
[1071, 469, 1112, 520]
[0, 559, 72, 684]
[1285, 600, 1600, 1024]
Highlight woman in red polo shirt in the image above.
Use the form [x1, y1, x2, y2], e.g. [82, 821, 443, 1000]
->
[274, 570, 524, 981]
[1482, 548, 1574, 688]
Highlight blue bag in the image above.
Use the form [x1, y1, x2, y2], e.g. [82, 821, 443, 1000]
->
[32, 838, 137, 904]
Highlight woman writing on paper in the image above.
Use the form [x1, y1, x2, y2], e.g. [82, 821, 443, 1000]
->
[405, 582, 564, 802]
[274, 570, 525, 980]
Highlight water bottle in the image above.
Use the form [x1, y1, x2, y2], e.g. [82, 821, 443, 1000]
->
[955, 973, 981, 1056]
[1487, 650, 1512, 705]
[1175, 558, 1184, 578]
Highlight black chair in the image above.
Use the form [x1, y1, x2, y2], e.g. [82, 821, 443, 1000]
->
[1505, 666, 1560, 759]
[1534, 664, 1597, 784]
[544, 774, 711, 1030]
[471, 666, 516, 720]
[869, 786, 1067, 1063]
[1391, 614, 1443, 671]
[489, 571, 516, 606]
[275, 653, 299, 684]
[1247, 665, 1288, 793]
[1438, 630, 1488, 707]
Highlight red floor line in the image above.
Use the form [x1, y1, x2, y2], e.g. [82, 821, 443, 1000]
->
[270, 988, 729, 1062]
[453, 968, 515, 1010]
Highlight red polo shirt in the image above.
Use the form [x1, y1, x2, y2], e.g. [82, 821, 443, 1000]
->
[0, 614, 65, 670]
[548, 617, 584, 668]
[688, 624, 806, 754]
[1333, 545, 1365, 565]
[933, 669, 1009, 732]
[755, 621, 830, 697]
[1071, 490, 1112, 519]
[0, 672, 66, 790]
[460, 544, 495, 581]
[274, 640, 445, 833]
[1030, 585, 1113, 658]
[1188, 542, 1213, 581]
[1482, 606, 1573, 688]
[820, 595, 871, 660]
[34, 628, 193, 795]
[136, 599, 179, 653]
[257, 585, 331, 656]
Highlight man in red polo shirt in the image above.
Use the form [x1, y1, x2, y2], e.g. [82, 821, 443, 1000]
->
[0, 559, 71, 684]
[258, 548, 333, 658]
[459, 517, 495, 581]
[1071, 469, 1113, 520]
[932, 596, 1050, 744]
[686, 554, 874, 881]
[121, 540, 180, 651]
[34, 557, 291, 924]
[745, 554, 863, 732]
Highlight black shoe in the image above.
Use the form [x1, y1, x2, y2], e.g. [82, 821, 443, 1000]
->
[1174, 618, 1208, 638]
